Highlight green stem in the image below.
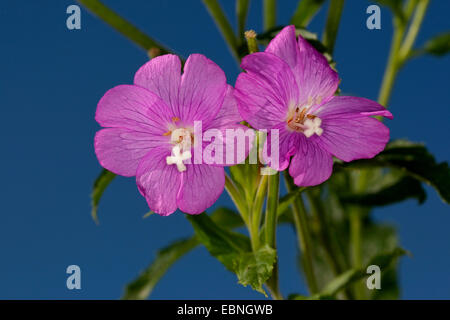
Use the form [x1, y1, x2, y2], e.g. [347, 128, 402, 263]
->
[202, 0, 240, 61]
[264, 173, 282, 300]
[236, 0, 251, 39]
[307, 191, 354, 299]
[398, 0, 430, 61]
[377, 25, 403, 106]
[322, 0, 345, 55]
[250, 175, 268, 251]
[224, 173, 249, 223]
[265, 174, 279, 246]
[290, 0, 326, 28]
[306, 191, 343, 276]
[263, 0, 277, 31]
[77, 0, 173, 55]
[349, 207, 364, 299]
[285, 178, 318, 295]
[350, 210, 362, 268]
[378, 0, 429, 106]
[351, 0, 429, 300]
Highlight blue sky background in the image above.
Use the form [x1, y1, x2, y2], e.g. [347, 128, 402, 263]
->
[0, 0, 449, 299]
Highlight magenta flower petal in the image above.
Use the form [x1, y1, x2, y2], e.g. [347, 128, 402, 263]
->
[317, 96, 393, 162]
[134, 54, 181, 116]
[95, 53, 240, 215]
[177, 165, 225, 214]
[95, 84, 173, 132]
[295, 35, 339, 106]
[235, 25, 393, 187]
[95, 128, 169, 177]
[206, 85, 242, 128]
[263, 123, 301, 171]
[136, 146, 181, 216]
[179, 54, 227, 126]
[317, 96, 394, 119]
[266, 25, 299, 72]
[204, 85, 254, 166]
[266, 25, 339, 106]
[94, 85, 174, 176]
[235, 52, 299, 129]
[203, 123, 255, 166]
[288, 137, 333, 186]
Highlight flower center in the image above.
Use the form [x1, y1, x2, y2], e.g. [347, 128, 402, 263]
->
[170, 127, 193, 150]
[163, 118, 193, 172]
[287, 107, 323, 138]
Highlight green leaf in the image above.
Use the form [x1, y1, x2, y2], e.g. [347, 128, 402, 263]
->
[287, 293, 310, 300]
[312, 248, 407, 299]
[122, 207, 243, 300]
[342, 140, 450, 204]
[77, 0, 173, 55]
[122, 237, 199, 300]
[187, 213, 251, 272]
[91, 169, 116, 223]
[341, 174, 426, 207]
[235, 244, 277, 295]
[290, 0, 326, 28]
[210, 207, 243, 229]
[229, 163, 261, 205]
[422, 32, 450, 56]
[187, 213, 276, 295]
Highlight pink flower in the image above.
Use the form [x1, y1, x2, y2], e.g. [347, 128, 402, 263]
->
[94, 54, 248, 216]
[235, 25, 393, 186]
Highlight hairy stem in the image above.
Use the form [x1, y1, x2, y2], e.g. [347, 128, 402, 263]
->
[265, 173, 282, 299]
[322, 0, 345, 55]
[353, 1, 429, 299]
[307, 191, 344, 275]
[250, 175, 268, 251]
[77, 0, 172, 55]
[378, 0, 429, 106]
[202, 0, 240, 61]
[399, 0, 430, 62]
[263, 0, 277, 31]
[225, 173, 249, 223]
[285, 177, 318, 294]
[236, 0, 251, 39]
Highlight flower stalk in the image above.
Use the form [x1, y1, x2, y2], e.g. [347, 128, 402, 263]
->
[322, 0, 345, 55]
[78, 0, 172, 54]
[250, 174, 268, 251]
[263, 0, 277, 31]
[236, 0, 251, 40]
[264, 173, 282, 299]
[378, 0, 429, 106]
[285, 177, 318, 295]
[202, 0, 240, 61]
[225, 173, 249, 224]
[351, 0, 430, 298]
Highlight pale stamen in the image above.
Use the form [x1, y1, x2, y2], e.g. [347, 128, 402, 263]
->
[166, 145, 192, 172]
[287, 106, 323, 138]
[170, 128, 193, 150]
[303, 117, 323, 137]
